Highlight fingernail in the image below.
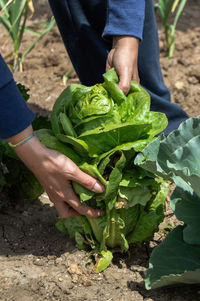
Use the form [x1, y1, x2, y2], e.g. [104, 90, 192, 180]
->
[93, 182, 104, 193]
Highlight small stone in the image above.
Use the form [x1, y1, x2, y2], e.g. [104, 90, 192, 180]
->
[58, 277, 63, 282]
[22, 211, 28, 217]
[40, 272, 47, 277]
[189, 66, 200, 81]
[53, 289, 60, 297]
[174, 81, 185, 90]
[187, 76, 199, 84]
[33, 257, 46, 266]
[55, 257, 63, 265]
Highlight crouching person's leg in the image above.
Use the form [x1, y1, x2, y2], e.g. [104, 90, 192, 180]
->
[138, 0, 188, 135]
[48, 0, 110, 85]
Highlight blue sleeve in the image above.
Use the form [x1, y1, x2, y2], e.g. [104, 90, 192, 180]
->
[102, 0, 145, 41]
[0, 55, 35, 139]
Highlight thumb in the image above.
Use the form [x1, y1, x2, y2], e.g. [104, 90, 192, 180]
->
[118, 67, 132, 95]
[68, 165, 105, 193]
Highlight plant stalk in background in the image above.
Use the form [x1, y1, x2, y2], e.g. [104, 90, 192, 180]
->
[155, 0, 187, 58]
[0, 0, 55, 71]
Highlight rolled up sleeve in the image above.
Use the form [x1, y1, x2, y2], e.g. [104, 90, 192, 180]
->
[0, 55, 35, 139]
[102, 0, 145, 41]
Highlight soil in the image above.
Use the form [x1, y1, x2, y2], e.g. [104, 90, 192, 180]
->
[0, 1, 200, 300]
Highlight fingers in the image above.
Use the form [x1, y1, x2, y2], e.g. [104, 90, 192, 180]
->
[107, 36, 140, 95]
[66, 161, 105, 194]
[49, 179, 104, 218]
[32, 148, 105, 219]
[53, 192, 104, 218]
[106, 59, 111, 72]
[118, 71, 140, 94]
[106, 49, 114, 71]
[65, 185, 104, 218]
[118, 66, 133, 95]
[54, 200, 80, 218]
[132, 70, 140, 84]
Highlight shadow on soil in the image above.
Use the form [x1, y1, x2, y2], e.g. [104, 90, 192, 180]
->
[0, 198, 77, 258]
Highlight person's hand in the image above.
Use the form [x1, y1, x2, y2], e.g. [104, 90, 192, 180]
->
[7, 126, 105, 218]
[106, 36, 140, 95]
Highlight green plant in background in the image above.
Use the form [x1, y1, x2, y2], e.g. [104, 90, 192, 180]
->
[36, 68, 170, 272]
[62, 67, 74, 86]
[135, 116, 200, 288]
[155, 0, 187, 57]
[0, 0, 55, 71]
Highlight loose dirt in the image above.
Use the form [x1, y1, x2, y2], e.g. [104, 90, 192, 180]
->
[0, 1, 200, 300]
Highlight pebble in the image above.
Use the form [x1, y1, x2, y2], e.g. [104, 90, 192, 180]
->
[53, 289, 60, 297]
[187, 76, 199, 84]
[33, 258, 46, 266]
[55, 257, 63, 265]
[174, 81, 185, 90]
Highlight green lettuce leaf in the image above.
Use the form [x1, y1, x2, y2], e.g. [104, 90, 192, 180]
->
[103, 69, 126, 105]
[119, 186, 152, 207]
[35, 129, 82, 164]
[96, 250, 113, 273]
[79, 123, 151, 156]
[71, 84, 113, 119]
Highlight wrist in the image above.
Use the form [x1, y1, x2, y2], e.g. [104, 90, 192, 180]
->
[15, 136, 47, 170]
[6, 126, 47, 171]
[6, 125, 33, 148]
[112, 35, 139, 49]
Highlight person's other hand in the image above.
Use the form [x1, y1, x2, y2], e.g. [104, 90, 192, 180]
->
[106, 36, 140, 95]
[8, 126, 105, 218]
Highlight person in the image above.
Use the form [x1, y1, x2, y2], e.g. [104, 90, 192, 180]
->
[0, 0, 188, 218]
[0, 56, 105, 218]
[48, 0, 188, 133]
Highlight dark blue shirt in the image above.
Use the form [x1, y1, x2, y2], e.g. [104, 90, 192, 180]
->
[0, 55, 35, 139]
[0, 1, 145, 138]
[103, 0, 145, 40]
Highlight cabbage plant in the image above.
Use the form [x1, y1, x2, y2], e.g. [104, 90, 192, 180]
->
[36, 69, 169, 271]
[135, 116, 200, 288]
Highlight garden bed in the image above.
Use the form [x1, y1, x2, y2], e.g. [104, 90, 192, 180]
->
[0, 0, 200, 300]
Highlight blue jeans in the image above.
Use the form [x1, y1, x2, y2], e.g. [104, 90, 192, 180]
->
[48, 0, 188, 135]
